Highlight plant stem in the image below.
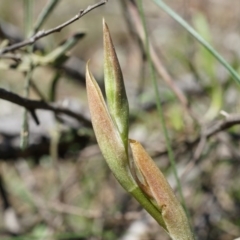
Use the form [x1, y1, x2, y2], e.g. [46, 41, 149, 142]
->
[136, 0, 189, 217]
[152, 0, 240, 87]
[21, 0, 34, 150]
[33, 0, 61, 34]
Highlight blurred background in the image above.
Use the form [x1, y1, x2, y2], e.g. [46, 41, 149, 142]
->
[0, 0, 240, 239]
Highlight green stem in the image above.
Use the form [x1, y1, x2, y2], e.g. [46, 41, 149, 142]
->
[24, 0, 33, 37]
[136, 0, 188, 217]
[33, 0, 61, 34]
[152, 0, 240, 87]
[49, 72, 61, 102]
[20, 65, 34, 150]
[130, 187, 167, 230]
[21, 0, 34, 150]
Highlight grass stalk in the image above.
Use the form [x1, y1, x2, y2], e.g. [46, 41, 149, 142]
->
[21, 0, 34, 150]
[33, 0, 61, 34]
[136, 0, 189, 217]
[152, 0, 240, 86]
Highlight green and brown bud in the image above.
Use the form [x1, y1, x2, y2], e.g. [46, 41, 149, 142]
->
[86, 20, 194, 240]
[86, 63, 134, 190]
[86, 59, 166, 233]
[103, 19, 129, 151]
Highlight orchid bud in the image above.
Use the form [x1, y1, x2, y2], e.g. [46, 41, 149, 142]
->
[103, 19, 129, 151]
[86, 63, 165, 229]
[86, 64, 134, 189]
[86, 20, 194, 240]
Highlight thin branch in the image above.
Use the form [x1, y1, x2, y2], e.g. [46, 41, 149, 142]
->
[153, 113, 240, 158]
[203, 114, 240, 138]
[180, 114, 240, 181]
[0, 0, 107, 55]
[0, 88, 91, 127]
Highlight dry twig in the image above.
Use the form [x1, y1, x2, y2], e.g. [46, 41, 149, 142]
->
[0, 0, 108, 55]
[181, 113, 240, 179]
[0, 88, 91, 127]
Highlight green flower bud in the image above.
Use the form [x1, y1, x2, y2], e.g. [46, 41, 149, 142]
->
[103, 19, 129, 151]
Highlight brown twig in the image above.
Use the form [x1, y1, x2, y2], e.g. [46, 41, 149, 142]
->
[202, 114, 240, 138]
[153, 112, 240, 158]
[0, 0, 107, 55]
[0, 88, 91, 127]
[180, 113, 240, 180]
